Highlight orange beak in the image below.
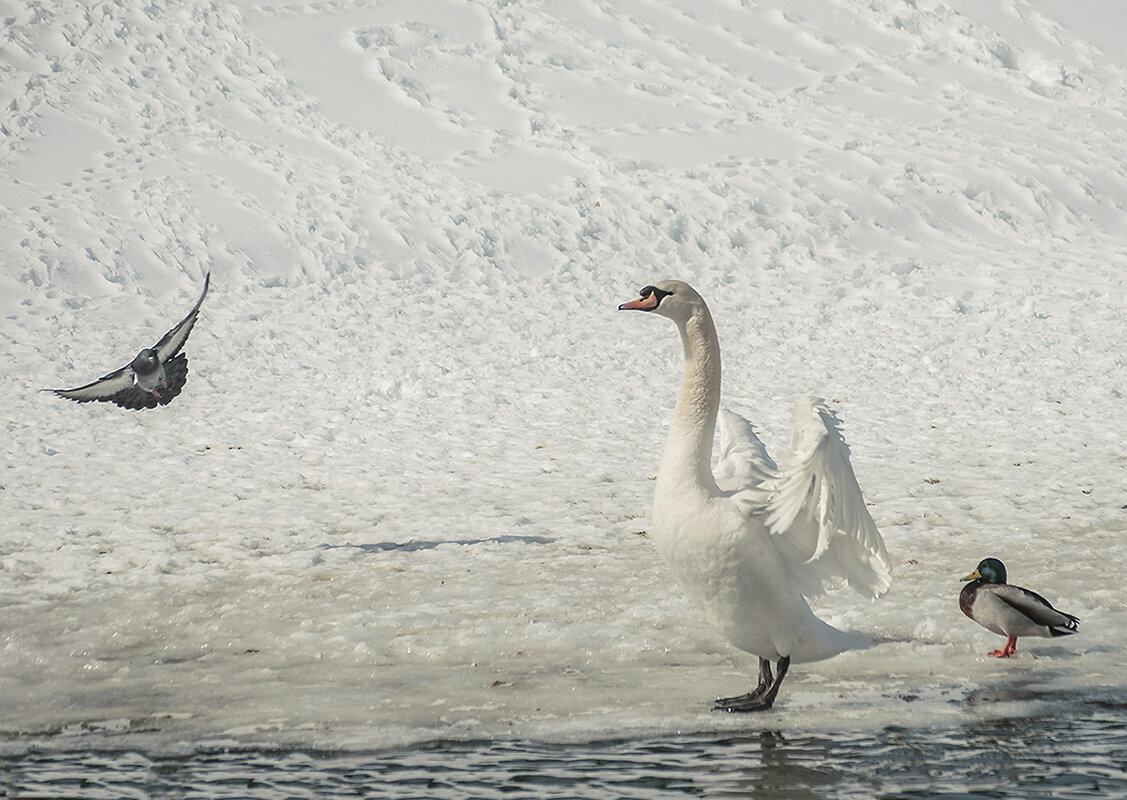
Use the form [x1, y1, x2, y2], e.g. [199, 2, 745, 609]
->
[619, 294, 659, 311]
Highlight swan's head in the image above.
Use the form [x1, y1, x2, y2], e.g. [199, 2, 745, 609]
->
[618, 280, 704, 324]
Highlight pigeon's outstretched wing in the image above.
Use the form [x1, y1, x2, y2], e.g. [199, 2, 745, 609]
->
[49, 365, 135, 404]
[154, 272, 209, 362]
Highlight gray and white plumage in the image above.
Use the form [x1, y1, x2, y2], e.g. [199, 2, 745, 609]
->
[47, 273, 210, 410]
[960, 557, 1079, 657]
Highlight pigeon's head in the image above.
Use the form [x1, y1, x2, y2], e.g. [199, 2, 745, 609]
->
[130, 349, 161, 375]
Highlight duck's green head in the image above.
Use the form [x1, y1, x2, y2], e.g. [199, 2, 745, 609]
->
[961, 557, 1007, 584]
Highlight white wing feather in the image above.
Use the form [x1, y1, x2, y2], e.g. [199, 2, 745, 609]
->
[726, 398, 892, 600]
[715, 408, 776, 491]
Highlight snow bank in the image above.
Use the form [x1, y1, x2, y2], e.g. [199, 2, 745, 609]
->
[2, 0, 1125, 748]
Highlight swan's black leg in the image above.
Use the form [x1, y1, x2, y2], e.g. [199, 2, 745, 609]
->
[714, 658, 772, 708]
[713, 656, 790, 713]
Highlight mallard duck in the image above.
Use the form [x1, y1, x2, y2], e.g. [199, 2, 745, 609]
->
[619, 281, 891, 711]
[959, 557, 1079, 657]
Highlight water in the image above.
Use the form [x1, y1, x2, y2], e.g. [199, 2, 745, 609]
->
[3, 704, 1126, 800]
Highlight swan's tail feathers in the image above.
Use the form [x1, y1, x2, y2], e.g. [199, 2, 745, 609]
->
[794, 615, 872, 663]
[759, 397, 893, 600]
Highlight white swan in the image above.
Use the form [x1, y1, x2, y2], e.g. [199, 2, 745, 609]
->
[620, 280, 892, 711]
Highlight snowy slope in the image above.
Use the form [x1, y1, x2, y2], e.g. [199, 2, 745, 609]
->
[2, 0, 1126, 748]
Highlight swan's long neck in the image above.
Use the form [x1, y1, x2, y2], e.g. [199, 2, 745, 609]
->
[658, 306, 722, 500]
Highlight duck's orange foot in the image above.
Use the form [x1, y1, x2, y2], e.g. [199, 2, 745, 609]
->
[988, 636, 1018, 657]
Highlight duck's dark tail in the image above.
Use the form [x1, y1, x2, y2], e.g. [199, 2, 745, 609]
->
[1049, 612, 1080, 637]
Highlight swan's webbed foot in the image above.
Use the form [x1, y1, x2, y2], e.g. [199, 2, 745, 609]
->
[715, 657, 772, 707]
[713, 656, 790, 713]
[714, 694, 773, 712]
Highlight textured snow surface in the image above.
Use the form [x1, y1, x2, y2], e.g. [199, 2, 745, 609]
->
[2, 0, 1126, 749]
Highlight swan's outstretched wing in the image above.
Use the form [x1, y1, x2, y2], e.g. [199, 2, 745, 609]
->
[750, 398, 891, 599]
[715, 409, 777, 492]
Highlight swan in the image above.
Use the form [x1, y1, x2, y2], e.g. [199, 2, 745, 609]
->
[619, 280, 892, 711]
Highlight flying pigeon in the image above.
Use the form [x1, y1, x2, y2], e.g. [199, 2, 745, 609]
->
[47, 273, 210, 410]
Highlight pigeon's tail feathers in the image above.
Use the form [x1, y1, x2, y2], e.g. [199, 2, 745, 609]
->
[158, 354, 189, 406]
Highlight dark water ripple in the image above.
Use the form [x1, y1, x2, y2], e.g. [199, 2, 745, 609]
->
[2, 711, 1126, 799]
